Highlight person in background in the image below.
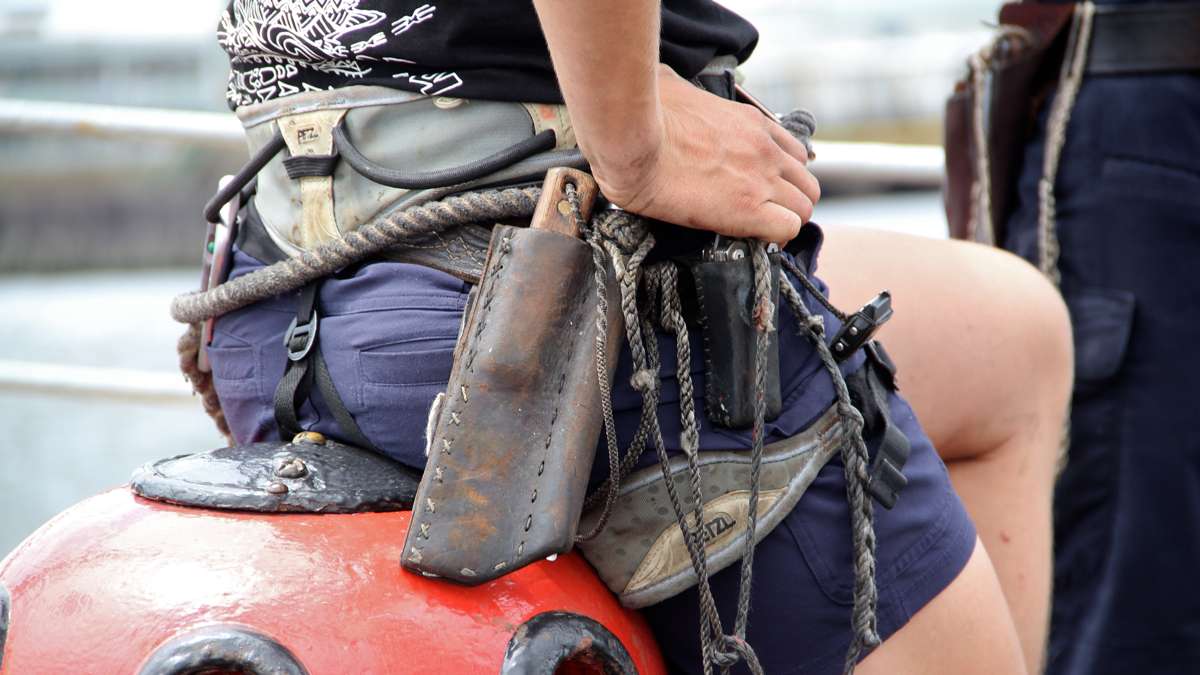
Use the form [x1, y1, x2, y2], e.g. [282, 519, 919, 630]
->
[998, 1, 1200, 673]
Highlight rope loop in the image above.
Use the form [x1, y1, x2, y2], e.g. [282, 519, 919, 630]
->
[630, 368, 660, 395]
[713, 634, 765, 675]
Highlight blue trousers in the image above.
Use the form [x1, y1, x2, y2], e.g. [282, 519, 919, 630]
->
[209, 227, 976, 674]
[1004, 72, 1200, 674]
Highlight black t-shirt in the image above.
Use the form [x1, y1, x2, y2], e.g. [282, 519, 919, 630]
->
[218, 1, 758, 108]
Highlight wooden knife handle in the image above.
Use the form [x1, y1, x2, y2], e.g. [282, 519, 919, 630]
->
[529, 167, 599, 238]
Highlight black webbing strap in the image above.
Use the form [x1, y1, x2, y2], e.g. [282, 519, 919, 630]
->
[274, 283, 320, 439]
[846, 341, 910, 509]
[283, 152, 340, 179]
[273, 282, 378, 451]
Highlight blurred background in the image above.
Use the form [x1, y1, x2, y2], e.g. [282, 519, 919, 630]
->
[0, 0, 999, 556]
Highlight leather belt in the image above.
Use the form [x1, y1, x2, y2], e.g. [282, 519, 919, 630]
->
[1087, 3, 1200, 75]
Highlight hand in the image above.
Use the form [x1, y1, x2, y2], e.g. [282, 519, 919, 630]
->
[587, 65, 820, 244]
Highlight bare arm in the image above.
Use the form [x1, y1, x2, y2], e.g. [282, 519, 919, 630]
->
[532, 0, 819, 243]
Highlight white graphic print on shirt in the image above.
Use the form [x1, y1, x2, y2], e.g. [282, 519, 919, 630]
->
[218, 1, 460, 106]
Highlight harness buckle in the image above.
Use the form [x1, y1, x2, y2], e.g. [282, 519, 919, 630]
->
[831, 291, 893, 362]
[868, 450, 908, 510]
[283, 312, 319, 362]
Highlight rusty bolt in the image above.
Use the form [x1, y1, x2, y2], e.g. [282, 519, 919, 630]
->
[292, 431, 326, 445]
[265, 481, 289, 495]
[275, 456, 308, 479]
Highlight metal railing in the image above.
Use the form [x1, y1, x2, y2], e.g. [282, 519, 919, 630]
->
[0, 98, 945, 188]
[0, 98, 243, 148]
[0, 97, 946, 405]
[0, 360, 194, 404]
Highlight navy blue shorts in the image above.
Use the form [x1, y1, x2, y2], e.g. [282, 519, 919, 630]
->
[209, 230, 976, 674]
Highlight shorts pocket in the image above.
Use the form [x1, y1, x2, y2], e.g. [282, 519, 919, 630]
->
[207, 331, 259, 393]
[207, 338, 267, 443]
[359, 339, 457, 386]
[353, 337, 457, 459]
[1066, 286, 1135, 389]
[209, 346, 255, 381]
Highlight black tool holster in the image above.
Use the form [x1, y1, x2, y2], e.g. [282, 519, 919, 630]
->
[689, 239, 783, 429]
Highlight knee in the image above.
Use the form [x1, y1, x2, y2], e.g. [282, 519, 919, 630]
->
[994, 249, 1073, 408]
[970, 246, 1073, 458]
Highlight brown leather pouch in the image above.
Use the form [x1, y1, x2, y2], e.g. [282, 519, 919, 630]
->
[402, 169, 623, 584]
[945, 2, 1076, 244]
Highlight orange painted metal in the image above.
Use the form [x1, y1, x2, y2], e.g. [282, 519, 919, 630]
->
[0, 489, 666, 674]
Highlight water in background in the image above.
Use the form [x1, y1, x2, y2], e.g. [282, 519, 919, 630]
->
[0, 270, 223, 555]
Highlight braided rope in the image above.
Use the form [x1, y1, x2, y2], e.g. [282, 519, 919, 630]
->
[170, 187, 542, 325]
[780, 275, 880, 674]
[963, 24, 1033, 245]
[573, 187, 624, 542]
[1037, 2, 1095, 285]
[733, 244, 773, 646]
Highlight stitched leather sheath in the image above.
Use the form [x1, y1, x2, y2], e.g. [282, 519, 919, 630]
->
[402, 170, 623, 584]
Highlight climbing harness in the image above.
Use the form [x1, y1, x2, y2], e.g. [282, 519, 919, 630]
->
[172, 87, 908, 674]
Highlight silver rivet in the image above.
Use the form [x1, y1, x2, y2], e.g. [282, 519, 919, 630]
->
[434, 97, 463, 109]
[275, 456, 308, 478]
[265, 481, 288, 495]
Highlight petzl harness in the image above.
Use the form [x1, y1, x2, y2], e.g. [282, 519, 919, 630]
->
[172, 82, 912, 675]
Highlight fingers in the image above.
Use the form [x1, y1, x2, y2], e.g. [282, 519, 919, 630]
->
[770, 175, 815, 224]
[779, 153, 821, 207]
[755, 201, 805, 244]
[766, 118, 810, 165]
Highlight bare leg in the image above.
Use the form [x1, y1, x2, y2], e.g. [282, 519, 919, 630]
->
[859, 539, 1027, 674]
[818, 226, 1072, 673]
